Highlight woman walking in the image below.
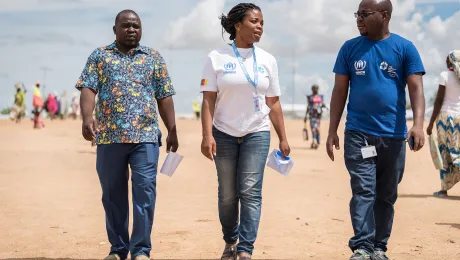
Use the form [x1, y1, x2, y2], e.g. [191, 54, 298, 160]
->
[427, 50, 460, 198]
[304, 84, 327, 149]
[199, 3, 290, 260]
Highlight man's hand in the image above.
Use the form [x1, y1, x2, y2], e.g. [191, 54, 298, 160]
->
[279, 140, 291, 158]
[326, 132, 340, 161]
[82, 117, 97, 141]
[201, 135, 216, 161]
[407, 126, 424, 151]
[166, 129, 179, 152]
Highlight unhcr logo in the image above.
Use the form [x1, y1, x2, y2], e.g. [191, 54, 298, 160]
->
[354, 60, 366, 76]
[223, 62, 236, 74]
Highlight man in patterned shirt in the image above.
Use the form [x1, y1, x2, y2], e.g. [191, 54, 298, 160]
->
[76, 10, 178, 260]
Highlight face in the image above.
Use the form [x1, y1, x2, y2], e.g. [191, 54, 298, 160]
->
[113, 12, 142, 48]
[36, 84, 40, 88]
[356, 0, 387, 36]
[235, 9, 264, 44]
[312, 86, 319, 94]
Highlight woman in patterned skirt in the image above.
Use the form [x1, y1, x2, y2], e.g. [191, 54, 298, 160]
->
[304, 84, 327, 149]
[427, 50, 460, 198]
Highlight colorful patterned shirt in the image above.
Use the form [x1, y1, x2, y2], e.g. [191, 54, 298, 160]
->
[75, 42, 175, 144]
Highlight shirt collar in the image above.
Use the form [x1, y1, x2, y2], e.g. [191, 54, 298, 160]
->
[106, 41, 149, 54]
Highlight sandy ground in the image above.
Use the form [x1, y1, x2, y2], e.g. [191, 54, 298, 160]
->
[0, 118, 459, 260]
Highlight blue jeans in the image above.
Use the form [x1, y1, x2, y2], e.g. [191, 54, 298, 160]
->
[212, 127, 270, 255]
[96, 143, 159, 259]
[344, 130, 406, 254]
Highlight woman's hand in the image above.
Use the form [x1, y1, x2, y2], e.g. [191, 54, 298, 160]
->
[279, 140, 291, 158]
[201, 135, 216, 161]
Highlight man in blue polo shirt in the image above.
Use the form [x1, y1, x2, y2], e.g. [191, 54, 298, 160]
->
[326, 0, 425, 259]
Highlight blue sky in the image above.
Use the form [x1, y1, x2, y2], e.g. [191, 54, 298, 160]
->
[1, 0, 459, 114]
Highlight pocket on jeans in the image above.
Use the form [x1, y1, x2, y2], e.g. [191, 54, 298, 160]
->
[344, 132, 366, 161]
[145, 143, 158, 164]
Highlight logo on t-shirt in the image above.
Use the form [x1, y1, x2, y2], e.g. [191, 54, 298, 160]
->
[380, 61, 397, 78]
[200, 79, 208, 86]
[354, 60, 366, 76]
[258, 66, 265, 74]
[223, 62, 236, 74]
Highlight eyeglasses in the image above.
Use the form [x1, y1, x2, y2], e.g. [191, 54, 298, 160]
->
[354, 10, 386, 19]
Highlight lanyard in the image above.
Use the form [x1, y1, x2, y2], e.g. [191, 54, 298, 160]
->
[231, 42, 258, 88]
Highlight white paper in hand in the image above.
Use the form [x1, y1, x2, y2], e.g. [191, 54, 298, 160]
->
[160, 152, 184, 177]
[266, 149, 294, 176]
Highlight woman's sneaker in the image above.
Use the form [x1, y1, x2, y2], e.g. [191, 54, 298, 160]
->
[350, 249, 373, 260]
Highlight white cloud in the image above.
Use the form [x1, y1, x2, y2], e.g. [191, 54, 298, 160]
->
[161, 0, 225, 50]
[162, 0, 459, 103]
[415, 0, 459, 3]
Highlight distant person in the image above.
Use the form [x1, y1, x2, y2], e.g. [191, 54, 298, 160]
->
[70, 92, 80, 120]
[304, 84, 327, 149]
[10, 83, 25, 123]
[54, 91, 61, 117]
[32, 81, 45, 129]
[427, 50, 460, 198]
[192, 100, 201, 120]
[46, 93, 58, 120]
[327, 0, 425, 259]
[59, 91, 69, 120]
[200, 3, 290, 260]
[76, 9, 178, 260]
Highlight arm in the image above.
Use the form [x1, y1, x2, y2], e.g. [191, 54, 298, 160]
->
[326, 74, 350, 161]
[201, 91, 217, 160]
[328, 75, 349, 135]
[267, 96, 288, 140]
[153, 51, 178, 152]
[157, 96, 178, 152]
[407, 73, 425, 129]
[76, 49, 100, 141]
[267, 96, 290, 158]
[80, 88, 97, 141]
[407, 73, 425, 151]
[201, 92, 217, 138]
[427, 85, 445, 135]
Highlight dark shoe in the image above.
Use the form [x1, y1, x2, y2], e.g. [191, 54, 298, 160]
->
[433, 190, 448, 198]
[350, 249, 373, 260]
[220, 244, 236, 260]
[374, 250, 389, 260]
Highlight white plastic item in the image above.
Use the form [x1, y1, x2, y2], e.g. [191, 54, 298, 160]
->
[429, 135, 443, 170]
[266, 149, 294, 176]
[160, 152, 184, 177]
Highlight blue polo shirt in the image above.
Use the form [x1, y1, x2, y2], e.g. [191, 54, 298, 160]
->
[333, 33, 425, 138]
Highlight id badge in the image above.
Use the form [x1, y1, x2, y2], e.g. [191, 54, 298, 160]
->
[361, 145, 377, 159]
[253, 92, 260, 112]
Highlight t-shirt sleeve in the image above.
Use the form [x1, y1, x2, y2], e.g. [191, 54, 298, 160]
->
[404, 42, 426, 78]
[153, 50, 176, 99]
[200, 53, 218, 92]
[333, 42, 350, 75]
[75, 49, 101, 92]
[266, 55, 281, 97]
[439, 71, 448, 86]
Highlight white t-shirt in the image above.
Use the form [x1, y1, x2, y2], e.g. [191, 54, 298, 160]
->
[200, 44, 281, 137]
[439, 70, 460, 114]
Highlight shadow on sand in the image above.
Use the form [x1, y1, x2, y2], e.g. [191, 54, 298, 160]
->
[435, 223, 460, 230]
[398, 194, 460, 201]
